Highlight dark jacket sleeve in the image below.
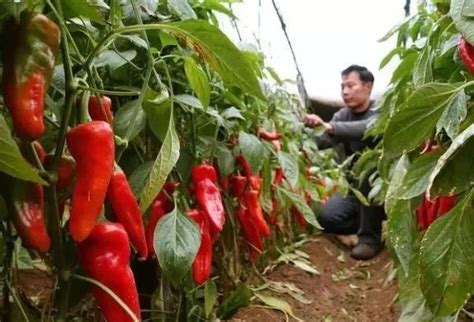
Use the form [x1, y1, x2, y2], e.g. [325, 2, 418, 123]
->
[316, 109, 346, 149]
[329, 116, 377, 140]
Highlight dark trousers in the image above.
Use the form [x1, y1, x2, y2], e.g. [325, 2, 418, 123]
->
[318, 180, 385, 245]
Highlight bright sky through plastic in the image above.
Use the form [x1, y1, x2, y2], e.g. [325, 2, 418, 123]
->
[221, 0, 417, 100]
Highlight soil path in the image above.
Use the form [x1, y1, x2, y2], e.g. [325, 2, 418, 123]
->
[232, 234, 399, 322]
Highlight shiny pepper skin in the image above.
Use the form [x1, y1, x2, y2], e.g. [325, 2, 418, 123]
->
[66, 121, 115, 242]
[192, 164, 225, 234]
[459, 37, 474, 74]
[187, 209, 212, 285]
[89, 96, 114, 124]
[78, 223, 141, 322]
[107, 169, 148, 259]
[235, 206, 263, 262]
[10, 180, 51, 252]
[243, 189, 271, 237]
[2, 12, 60, 141]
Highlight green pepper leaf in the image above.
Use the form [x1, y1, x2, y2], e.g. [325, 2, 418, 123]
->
[140, 96, 180, 212]
[239, 132, 266, 174]
[278, 151, 299, 188]
[419, 190, 474, 316]
[154, 207, 201, 286]
[217, 284, 252, 319]
[0, 115, 46, 184]
[184, 58, 210, 109]
[278, 187, 321, 229]
[161, 20, 264, 100]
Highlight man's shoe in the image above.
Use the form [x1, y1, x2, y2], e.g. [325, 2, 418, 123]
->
[350, 243, 383, 260]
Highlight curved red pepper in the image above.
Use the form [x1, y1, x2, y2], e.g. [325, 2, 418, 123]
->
[66, 121, 115, 242]
[10, 180, 50, 252]
[235, 206, 263, 262]
[235, 155, 253, 179]
[107, 169, 148, 259]
[187, 209, 212, 285]
[257, 128, 281, 141]
[78, 223, 141, 322]
[146, 182, 179, 258]
[291, 206, 307, 228]
[459, 37, 474, 74]
[243, 190, 271, 237]
[229, 175, 247, 198]
[2, 13, 60, 141]
[89, 96, 114, 124]
[194, 179, 225, 235]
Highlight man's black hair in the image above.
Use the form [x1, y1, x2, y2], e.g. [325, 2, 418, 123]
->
[341, 65, 374, 84]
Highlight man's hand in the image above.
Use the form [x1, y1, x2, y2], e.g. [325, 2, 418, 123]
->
[304, 114, 334, 133]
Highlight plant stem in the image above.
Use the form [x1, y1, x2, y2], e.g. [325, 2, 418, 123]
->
[1, 222, 13, 322]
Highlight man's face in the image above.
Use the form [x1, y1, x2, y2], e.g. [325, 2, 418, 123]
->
[340, 71, 372, 108]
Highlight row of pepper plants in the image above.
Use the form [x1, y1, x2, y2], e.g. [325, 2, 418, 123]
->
[356, 0, 474, 320]
[0, 0, 345, 321]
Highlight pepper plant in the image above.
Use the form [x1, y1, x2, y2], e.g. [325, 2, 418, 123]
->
[356, 0, 474, 320]
[0, 0, 341, 320]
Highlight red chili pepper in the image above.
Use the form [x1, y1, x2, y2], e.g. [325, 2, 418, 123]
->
[248, 175, 262, 191]
[10, 180, 50, 252]
[191, 163, 218, 184]
[291, 206, 307, 228]
[257, 127, 281, 141]
[416, 197, 428, 231]
[235, 155, 253, 178]
[89, 95, 114, 124]
[273, 168, 285, 187]
[66, 121, 115, 242]
[235, 206, 263, 262]
[220, 176, 229, 191]
[78, 223, 141, 322]
[438, 195, 457, 216]
[194, 179, 225, 235]
[192, 165, 225, 234]
[229, 175, 247, 198]
[146, 182, 179, 258]
[243, 189, 271, 237]
[2, 13, 60, 141]
[459, 37, 474, 74]
[187, 209, 212, 285]
[107, 169, 148, 259]
[425, 197, 439, 227]
[44, 155, 76, 191]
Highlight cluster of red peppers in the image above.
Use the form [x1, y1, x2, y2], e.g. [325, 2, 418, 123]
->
[416, 193, 457, 231]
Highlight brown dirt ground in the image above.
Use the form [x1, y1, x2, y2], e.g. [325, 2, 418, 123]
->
[232, 234, 399, 322]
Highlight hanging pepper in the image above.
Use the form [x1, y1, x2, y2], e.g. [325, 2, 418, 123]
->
[9, 179, 51, 252]
[416, 197, 428, 231]
[66, 121, 115, 242]
[425, 197, 440, 227]
[107, 168, 148, 259]
[243, 189, 271, 237]
[78, 223, 141, 322]
[192, 164, 225, 234]
[438, 195, 457, 216]
[235, 155, 253, 179]
[89, 95, 114, 124]
[146, 182, 179, 258]
[459, 37, 474, 74]
[44, 155, 76, 191]
[2, 12, 60, 141]
[257, 127, 281, 141]
[291, 206, 307, 228]
[229, 175, 247, 198]
[187, 209, 212, 285]
[235, 206, 263, 262]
